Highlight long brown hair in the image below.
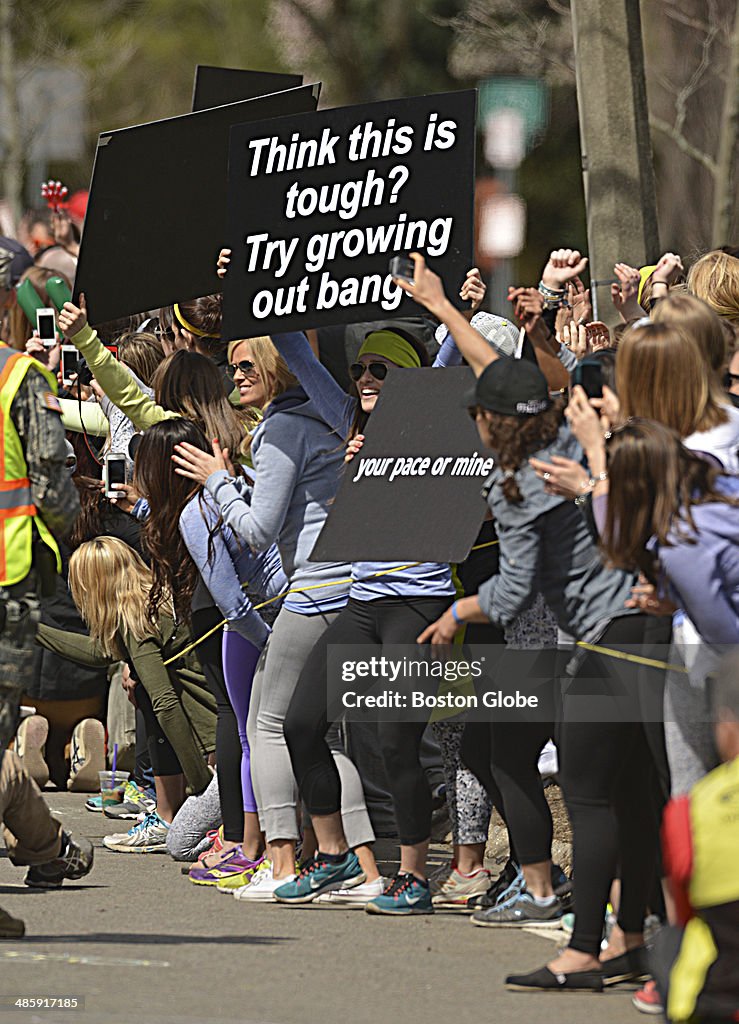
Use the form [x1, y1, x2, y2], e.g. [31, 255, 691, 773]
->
[151, 349, 251, 455]
[133, 419, 216, 624]
[652, 291, 728, 379]
[601, 418, 739, 581]
[476, 399, 565, 502]
[617, 322, 728, 435]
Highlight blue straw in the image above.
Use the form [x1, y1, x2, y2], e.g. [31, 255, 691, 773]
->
[111, 743, 118, 778]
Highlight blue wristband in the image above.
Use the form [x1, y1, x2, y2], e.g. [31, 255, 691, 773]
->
[450, 601, 464, 626]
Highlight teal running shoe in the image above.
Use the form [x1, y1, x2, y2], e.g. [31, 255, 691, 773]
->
[273, 851, 365, 903]
[365, 872, 433, 915]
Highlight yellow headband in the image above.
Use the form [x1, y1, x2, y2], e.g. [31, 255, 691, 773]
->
[173, 303, 219, 340]
[358, 330, 421, 369]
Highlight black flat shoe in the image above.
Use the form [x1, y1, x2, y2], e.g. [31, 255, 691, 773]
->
[600, 946, 650, 986]
[506, 965, 604, 992]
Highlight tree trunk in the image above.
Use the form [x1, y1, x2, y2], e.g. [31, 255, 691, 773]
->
[712, 0, 739, 246]
[0, 0, 24, 230]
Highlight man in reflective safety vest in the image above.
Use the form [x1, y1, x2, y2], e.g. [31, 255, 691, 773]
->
[0, 329, 79, 751]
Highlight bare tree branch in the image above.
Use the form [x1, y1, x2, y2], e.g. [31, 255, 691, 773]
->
[649, 113, 718, 175]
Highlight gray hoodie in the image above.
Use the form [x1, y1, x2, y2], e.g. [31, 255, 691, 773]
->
[205, 387, 350, 615]
[478, 424, 638, 637]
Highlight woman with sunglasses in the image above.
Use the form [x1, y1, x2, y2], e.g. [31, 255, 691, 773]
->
[205, 269, 489, 912]
[396, 253, 672, 992]
[173, 334, 379, 901]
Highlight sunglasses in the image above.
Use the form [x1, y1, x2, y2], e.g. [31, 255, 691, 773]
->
[227, 359, 257, 379]
[349, 361, 388, 382]
[724, 371, 739, 388]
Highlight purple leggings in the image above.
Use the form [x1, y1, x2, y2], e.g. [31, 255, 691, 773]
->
[221, 631, 261, 814]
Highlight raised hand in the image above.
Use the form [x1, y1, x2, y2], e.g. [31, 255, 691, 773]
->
[611, 262, 643, 321]
[541, 248, 589, 290]
[652, 251, 684, 286]
[58, 294, 88, 340]
[217, 248, 232, 279]
[460, 267, 486, 312]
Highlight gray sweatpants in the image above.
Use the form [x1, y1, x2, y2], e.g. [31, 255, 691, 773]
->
[166, 773, 222, 861]
[247, 608, 374, 848]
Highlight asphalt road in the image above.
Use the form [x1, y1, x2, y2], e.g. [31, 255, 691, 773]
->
[0, 792, 642, 1024]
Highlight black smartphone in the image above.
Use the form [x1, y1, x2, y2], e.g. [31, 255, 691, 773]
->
[572, 360, 603, 400]
[60, 346, 82, 387]
[103, 454, 128, 498]
[389, 256, 415, 284]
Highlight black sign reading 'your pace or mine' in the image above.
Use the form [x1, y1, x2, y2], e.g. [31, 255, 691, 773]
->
[222, 90, 476, 340]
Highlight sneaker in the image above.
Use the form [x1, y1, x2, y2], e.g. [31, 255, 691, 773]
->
[560, 911, 575, 935]
[538, 739, 559, 778]
[102, 811, 169, 853]
[67, 719, 106, 793]
[365, 872, 433, 915]
[273, 851, 365, 904]
[189, 849, 263, 887]
[14, 715, 49, 789]
[85, 794, 103, 812]
[233, 861, 297, 902]
[633, 980, 663, 1014]
[466, 859, 522, 910]
[316, 876, 387, 905]
[471, 888, 564, 928]
[0, 906, 25, 939]
[180, 828, 224, 874]
[24, 831, 94, 888]
[432, 866, 491, 908]
[103, 780, 156, 820]
[216, 858, 265, 893]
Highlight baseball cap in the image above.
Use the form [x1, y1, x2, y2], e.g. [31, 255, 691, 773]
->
[0, 237, 33, 290]
[436, 311, 520, 357]
[464, 356, 552, 417]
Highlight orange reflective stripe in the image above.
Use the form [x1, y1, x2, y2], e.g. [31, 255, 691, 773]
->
[0, 477, 30, 491]
[0, 505, 35, 519]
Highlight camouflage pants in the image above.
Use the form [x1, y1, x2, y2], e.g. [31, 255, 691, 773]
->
[0, 580, 39, 753]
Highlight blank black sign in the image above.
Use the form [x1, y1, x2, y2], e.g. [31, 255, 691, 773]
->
[310, 367, 490, 564]
[192, 66, 303, 112]
[75, 84, 320, 325]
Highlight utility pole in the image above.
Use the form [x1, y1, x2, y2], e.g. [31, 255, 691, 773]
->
[0, 0, 23, 229]
[570, 0, 659, 319]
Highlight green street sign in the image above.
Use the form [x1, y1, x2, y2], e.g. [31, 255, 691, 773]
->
[477, 77, 549, 151]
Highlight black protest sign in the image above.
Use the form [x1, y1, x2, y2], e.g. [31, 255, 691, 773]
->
[192, 66, 303, 112]
[222, 90, 476, 340]
[310, 366, 490, 564]
[75, 85, 319, 325]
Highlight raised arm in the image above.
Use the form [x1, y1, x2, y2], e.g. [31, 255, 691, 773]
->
[393, 254, 497, 377]
[58, 298, 172, 431]
[271, 331, 355, 436]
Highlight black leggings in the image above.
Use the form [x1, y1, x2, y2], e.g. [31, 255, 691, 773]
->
[284, 595, 453, 846]
[134, 684, 182, 777]
[462, 717, 553, 865]
[559, 614, 670, 957]
[191, 605, 243, 843]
